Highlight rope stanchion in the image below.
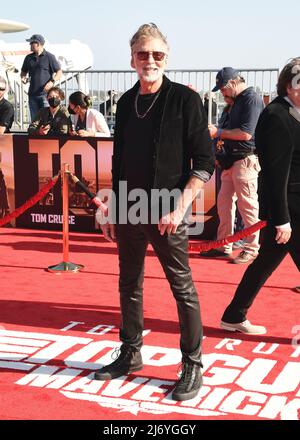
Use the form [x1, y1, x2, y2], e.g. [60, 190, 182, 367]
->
[189, 220, 267, 253]
[69, 172, 108, 214]
[48, 164, 84, 273]
[0, 173, 60, 227]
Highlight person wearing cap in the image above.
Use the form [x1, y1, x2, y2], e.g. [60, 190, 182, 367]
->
[21, 34, 62, 120]
[201, 67, 264, 264]
[0, 76, 14, 134]
[220, 57, 300, 334]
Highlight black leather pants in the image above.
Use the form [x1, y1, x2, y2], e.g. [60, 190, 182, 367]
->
[116, 221, 203, 364]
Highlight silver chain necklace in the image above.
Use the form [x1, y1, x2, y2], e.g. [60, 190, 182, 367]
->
[134, 88, 161, 119]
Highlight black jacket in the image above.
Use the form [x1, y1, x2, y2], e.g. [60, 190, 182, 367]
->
[112, 75, 214, 196]
[255, 96, 300, 225]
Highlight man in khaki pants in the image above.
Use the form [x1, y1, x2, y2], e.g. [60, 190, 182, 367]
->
[201, 67, 264, 264]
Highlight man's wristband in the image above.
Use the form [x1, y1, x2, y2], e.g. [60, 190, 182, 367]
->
[217, 128, 222, 139]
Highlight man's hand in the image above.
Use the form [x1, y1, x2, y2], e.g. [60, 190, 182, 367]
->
[38, 124, 50, 135]
[208, 124, 218, 139]
[44, 81, 54, 92]
[21, 77, 28, 85]
[96, 207, 115, 242]
[275, 225, 292, 244]
[158, 209, 185, 235]
[101, 222, 116, 242]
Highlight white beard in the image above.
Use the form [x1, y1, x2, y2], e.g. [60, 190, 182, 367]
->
[138, 68, 163, 83]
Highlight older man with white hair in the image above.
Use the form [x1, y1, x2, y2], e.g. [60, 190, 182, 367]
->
[94, 23, 214, 401]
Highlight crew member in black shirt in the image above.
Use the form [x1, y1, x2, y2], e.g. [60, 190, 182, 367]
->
[21, 34, 62, 120]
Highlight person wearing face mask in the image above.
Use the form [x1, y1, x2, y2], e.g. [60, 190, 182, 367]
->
[68, 91, 110, 137]
[28, 87, 72, 136]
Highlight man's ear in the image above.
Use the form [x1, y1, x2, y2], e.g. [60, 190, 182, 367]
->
[130, 56, 135, 69]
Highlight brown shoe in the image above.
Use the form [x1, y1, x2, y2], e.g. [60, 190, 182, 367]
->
[231, 250, 257, 264]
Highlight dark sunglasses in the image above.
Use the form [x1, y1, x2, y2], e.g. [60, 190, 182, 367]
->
[0, 88, 6, 91]
[135, 51, 166, 61]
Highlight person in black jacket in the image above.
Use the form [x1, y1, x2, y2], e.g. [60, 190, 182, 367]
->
[94, 23, 214, 401]
[221, 57, 300, 334]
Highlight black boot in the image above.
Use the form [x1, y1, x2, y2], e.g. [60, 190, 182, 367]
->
[172, 359, 203, 401]
[94, 344, 143, 380]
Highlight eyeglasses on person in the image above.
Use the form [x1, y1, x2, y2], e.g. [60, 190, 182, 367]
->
[135, 51, 166, 61]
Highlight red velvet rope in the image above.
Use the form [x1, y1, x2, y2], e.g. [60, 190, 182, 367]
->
[0, 175, 267, 248]
[189, 220, 267, 252]
[0, 174, 60, 227]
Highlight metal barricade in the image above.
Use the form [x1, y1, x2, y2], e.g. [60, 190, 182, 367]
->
[12, 68, 280, 132]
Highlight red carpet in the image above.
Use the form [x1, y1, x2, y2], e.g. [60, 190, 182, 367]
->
[0, 227, 299, 420]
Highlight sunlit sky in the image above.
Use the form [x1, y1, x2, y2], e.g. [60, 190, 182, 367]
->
[3, 0, 300, 71]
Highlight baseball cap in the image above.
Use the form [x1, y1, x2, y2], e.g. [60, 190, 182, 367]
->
[26, 34, 45, 45]
[0, 76, 7, 90]
[212, 67, 240, 92]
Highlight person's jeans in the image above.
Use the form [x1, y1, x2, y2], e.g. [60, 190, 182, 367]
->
[29, 94, 49, 121]
[116, 221, 203, 365]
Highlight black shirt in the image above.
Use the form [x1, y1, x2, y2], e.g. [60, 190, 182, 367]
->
[0, 98, 14, 132]
[21, 50, 61, 96]
[122, 92, 160, 194]
[224, 87, 264, 156]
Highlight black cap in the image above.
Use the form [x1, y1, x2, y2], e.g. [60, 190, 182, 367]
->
[26, 34, 45, 45]
[212, 67, 240, 92]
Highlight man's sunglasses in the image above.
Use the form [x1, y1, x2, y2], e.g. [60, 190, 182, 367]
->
[135, 51, 166, 61]
[0, 88, 6, 91]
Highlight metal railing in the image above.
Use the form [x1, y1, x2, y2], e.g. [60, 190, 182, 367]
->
[11, 68, 280, 131]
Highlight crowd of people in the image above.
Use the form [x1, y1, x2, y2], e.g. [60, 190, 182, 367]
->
[0, 25, 299, 402]
[1, 33, 111, 137]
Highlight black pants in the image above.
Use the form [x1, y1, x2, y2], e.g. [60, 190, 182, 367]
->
[116, 221, 202, 364]
[222, 220, 300, 323]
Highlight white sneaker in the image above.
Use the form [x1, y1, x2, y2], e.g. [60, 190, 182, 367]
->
[220, 319, 267, 335]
